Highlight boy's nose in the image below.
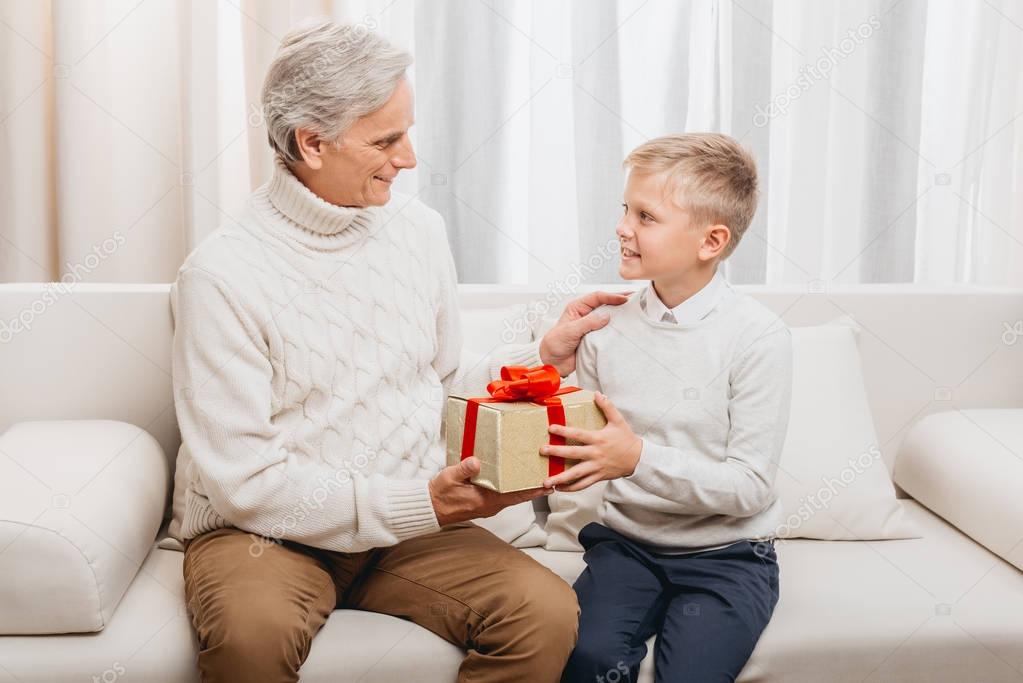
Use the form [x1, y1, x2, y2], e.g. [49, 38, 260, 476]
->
[616, 219, 633, 239]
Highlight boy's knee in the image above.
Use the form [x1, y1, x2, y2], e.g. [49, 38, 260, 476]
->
[564, 639, 633, 683]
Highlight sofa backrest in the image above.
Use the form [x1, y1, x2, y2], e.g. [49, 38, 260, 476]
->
[1, 282, 1020, 501]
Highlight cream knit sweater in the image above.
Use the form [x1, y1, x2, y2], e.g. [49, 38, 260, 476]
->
[169, 157, 540, 552]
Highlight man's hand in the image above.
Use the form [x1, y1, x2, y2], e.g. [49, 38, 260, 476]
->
[429, 457, 550, 526]
[539, 392, 643, 492]
[539, 291, 632, 376]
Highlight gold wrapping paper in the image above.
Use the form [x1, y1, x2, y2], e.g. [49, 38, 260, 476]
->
[445, 389, 608, 492]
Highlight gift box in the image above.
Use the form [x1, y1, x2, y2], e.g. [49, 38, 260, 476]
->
[445, 365, 607, 492]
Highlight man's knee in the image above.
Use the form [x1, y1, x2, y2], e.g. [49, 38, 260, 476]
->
[193, 591, 324, 682]
[538, 571, 580, 646]
[493, 564, 579, 654]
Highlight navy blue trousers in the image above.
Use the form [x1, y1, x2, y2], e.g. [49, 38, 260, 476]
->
[562, 522, 780, 683]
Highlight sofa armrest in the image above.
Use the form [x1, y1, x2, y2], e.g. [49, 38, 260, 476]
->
[0, 420, 169, 634]
[894, 409, 1023, 572]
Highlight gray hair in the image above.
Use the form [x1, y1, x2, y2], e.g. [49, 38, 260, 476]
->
[261, 19, 413, 163]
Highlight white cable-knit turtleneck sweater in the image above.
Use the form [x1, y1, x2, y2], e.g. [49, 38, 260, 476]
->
[168, 157, 540, 552]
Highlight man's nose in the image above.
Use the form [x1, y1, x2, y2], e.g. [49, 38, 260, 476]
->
[393, 136, 417, 170]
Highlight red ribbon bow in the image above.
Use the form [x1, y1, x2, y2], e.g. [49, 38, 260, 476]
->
[460, 365, 581, 478]
[486, 364, 564, 400]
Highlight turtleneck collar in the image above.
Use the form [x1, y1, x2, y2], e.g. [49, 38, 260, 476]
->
[250, 155, 383, 252]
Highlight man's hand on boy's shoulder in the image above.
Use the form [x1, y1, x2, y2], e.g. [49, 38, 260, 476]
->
[539, 392, 643, 491]
[539, 291, 632, 377]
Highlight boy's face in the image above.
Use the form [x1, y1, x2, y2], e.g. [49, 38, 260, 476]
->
[616, 170, 717, 282]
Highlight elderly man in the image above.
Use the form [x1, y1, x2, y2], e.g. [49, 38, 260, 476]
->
[172, 19, 626, 683]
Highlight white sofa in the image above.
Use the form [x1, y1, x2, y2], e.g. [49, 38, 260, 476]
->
[2, 282, 1023, 683]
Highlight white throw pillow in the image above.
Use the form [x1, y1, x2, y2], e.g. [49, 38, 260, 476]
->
[163, 303, 547, 551]
[773, 320, 918, 540]
[543, 318, 919, 551]
[456, 303, 548, 547]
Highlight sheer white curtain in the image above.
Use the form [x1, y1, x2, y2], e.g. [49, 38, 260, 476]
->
[0, 0, 350, 283]
[1, 0, 1020, 286]
[746, 0, 1023, 287]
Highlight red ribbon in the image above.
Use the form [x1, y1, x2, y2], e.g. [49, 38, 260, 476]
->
[459, 365, 580, 478]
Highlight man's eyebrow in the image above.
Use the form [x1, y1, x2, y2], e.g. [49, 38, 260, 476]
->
[372, 126, 413, 144]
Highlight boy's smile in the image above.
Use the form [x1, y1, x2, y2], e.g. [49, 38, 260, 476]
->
[621, 245, 640, 259]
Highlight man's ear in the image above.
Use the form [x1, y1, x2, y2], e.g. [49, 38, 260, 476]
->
[294, 128, 325, 170]
[700, 224, 731, 261]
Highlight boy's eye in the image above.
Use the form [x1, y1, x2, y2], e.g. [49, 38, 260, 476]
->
[640, 212, 654, 222]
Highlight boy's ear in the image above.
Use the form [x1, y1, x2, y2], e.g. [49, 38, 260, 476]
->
[700, 224, 731, 261]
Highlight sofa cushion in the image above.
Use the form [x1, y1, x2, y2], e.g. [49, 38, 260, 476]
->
[543, 320, 919, 550]
[0, 420, 168, 634]
[895, 408, 1023, 572]
[730, 500, 1023, 682]
[3, 501, 1020, 682]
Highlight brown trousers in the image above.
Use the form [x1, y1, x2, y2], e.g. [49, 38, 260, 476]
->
[182, 521, 579, 683]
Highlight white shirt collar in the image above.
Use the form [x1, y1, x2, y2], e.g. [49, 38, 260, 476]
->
[639, 270, 731, 325]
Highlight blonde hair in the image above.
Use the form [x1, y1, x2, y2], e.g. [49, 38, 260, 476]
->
[623, 133, 758, 260]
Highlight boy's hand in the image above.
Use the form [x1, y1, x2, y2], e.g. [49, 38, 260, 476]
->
[540, 392, 643, 492]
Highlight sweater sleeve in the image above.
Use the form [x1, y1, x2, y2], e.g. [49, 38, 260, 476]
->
[172, 266, 440, 553]
[431, 217, 541, 401]
[622, 326, 793, 517]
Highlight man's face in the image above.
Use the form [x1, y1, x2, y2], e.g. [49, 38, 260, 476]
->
[315, 77, 417, 207]
[615, 170, 708, 282]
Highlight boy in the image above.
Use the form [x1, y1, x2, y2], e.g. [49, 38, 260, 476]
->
[542, 133, 793, 682]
